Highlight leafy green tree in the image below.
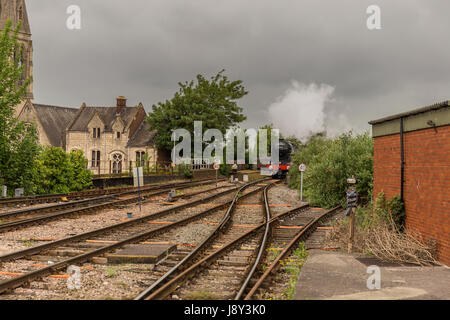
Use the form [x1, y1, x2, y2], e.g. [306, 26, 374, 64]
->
[147, 70, 247, 152]
[32, 147, 92, 194]
[68, 150, 93, 191]
[0, 20, 38, 195]
[288, 132, 373, 208]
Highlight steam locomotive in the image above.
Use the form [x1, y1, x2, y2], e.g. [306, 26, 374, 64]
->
[260, 139, 293, 178]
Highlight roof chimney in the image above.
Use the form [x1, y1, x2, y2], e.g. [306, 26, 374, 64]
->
[116, 96, 127, 114]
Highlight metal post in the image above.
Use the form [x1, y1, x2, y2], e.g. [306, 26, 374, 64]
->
[348, 207, 356, 253]
[300, 171, 304, 201]
[137, 167, 142, 212]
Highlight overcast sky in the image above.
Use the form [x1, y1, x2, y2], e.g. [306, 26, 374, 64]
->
[26, 0, 450, 139]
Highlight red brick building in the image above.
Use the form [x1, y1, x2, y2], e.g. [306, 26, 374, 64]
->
[369, 101, 450, 266]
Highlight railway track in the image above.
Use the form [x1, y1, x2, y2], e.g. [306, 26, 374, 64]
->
[0, 178, 218, 208]
[0, 179, 268, 296]
[135, 184, 341, 300]
[241, 205, 341, 300]
[0, 178, 225, 233]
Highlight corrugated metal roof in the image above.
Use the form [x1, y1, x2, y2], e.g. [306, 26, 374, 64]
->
[369, 100, 449, 125]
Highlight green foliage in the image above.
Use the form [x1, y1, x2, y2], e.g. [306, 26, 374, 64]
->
[68, 150, 93, 191]
[280, 242, 309, 300]
[373, 192, 405, 230]
[147, 70, 247, 151]
[387, 196, 405, 228]
[31, 147, 92, 194]
[0, 20, 39, 195]
[176, 163, 193, 179]
[218, 163, 231, 176]
[288, 131, 373, 208]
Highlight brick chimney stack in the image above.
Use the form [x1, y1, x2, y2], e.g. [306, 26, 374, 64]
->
[116, 96, 127, 114]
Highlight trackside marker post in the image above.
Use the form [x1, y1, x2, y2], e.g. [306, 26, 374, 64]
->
[346, 176, 358, 253]
[133, 167, 144, 211]
[299, 164, 306, 201]
[213, 162, 220, 188]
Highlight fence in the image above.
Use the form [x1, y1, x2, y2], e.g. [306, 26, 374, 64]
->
[90, 160, 215, 178]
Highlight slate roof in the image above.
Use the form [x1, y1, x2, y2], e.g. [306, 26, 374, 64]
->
[68, 106, 139, 132]
[33, 104, 78, 148]
[127, 121, 157, 148]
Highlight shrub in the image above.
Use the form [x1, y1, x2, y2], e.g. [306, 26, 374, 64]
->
[31, 147, 92, 194]
[218, 164, 232, 176]
[288, 131, 373, 208]
[177, 163, 193, 179]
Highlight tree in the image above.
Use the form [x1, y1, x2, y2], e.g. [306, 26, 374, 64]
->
[147, 70, 247, 152]
[0, 20, 38, 195]
[68, 150, 93, 191]
[31, 147, 92, 194]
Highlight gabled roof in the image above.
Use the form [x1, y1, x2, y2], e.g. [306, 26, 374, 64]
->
[68, 106, 139, 132]
[33, 104, 78, 148]
[127, 121, 157, 148]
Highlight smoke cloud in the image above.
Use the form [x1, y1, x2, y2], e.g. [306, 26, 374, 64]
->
[268, 81, 336, 142]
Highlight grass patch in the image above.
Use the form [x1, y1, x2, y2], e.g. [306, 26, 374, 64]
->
[21, 238, 34, 247]
[106, 266, 117, 278]
[279, 242, 309, 300]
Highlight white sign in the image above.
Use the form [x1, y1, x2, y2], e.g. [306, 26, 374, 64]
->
[133, 167, 144, 187]
[299, 164, 306, 172]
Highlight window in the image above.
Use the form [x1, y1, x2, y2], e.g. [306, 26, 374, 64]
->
[93, 128, 101, 139]
[117, 131, 121, 139]
[136, 151, 146, 167]
[112, 153, 123, 174]
[91, 150, 100, 168]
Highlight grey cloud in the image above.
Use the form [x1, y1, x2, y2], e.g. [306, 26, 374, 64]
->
[26, 0, 450, 134]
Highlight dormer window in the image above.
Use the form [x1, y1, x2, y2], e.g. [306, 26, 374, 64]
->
[93, 128, 101, 139]
[117, 131, 121, 139]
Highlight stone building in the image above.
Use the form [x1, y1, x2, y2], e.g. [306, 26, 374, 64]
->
[1, 1, 162, 175]
[18, 97, 160, 175]
[0, 0, 34, 117]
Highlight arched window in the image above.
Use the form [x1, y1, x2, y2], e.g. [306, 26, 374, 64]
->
[112, 153, 123, 174]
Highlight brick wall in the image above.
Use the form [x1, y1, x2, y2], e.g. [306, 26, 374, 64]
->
[373, 125, 450, 266]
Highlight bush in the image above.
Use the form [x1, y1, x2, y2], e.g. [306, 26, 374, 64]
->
[218, 164, 232, 177]
[177, 163, 193, 179]
[288, 131, 373, 208]
[31, 147, 92, 194]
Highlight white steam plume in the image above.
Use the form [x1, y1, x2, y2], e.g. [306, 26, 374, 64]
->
[268, 81, 335, 142]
